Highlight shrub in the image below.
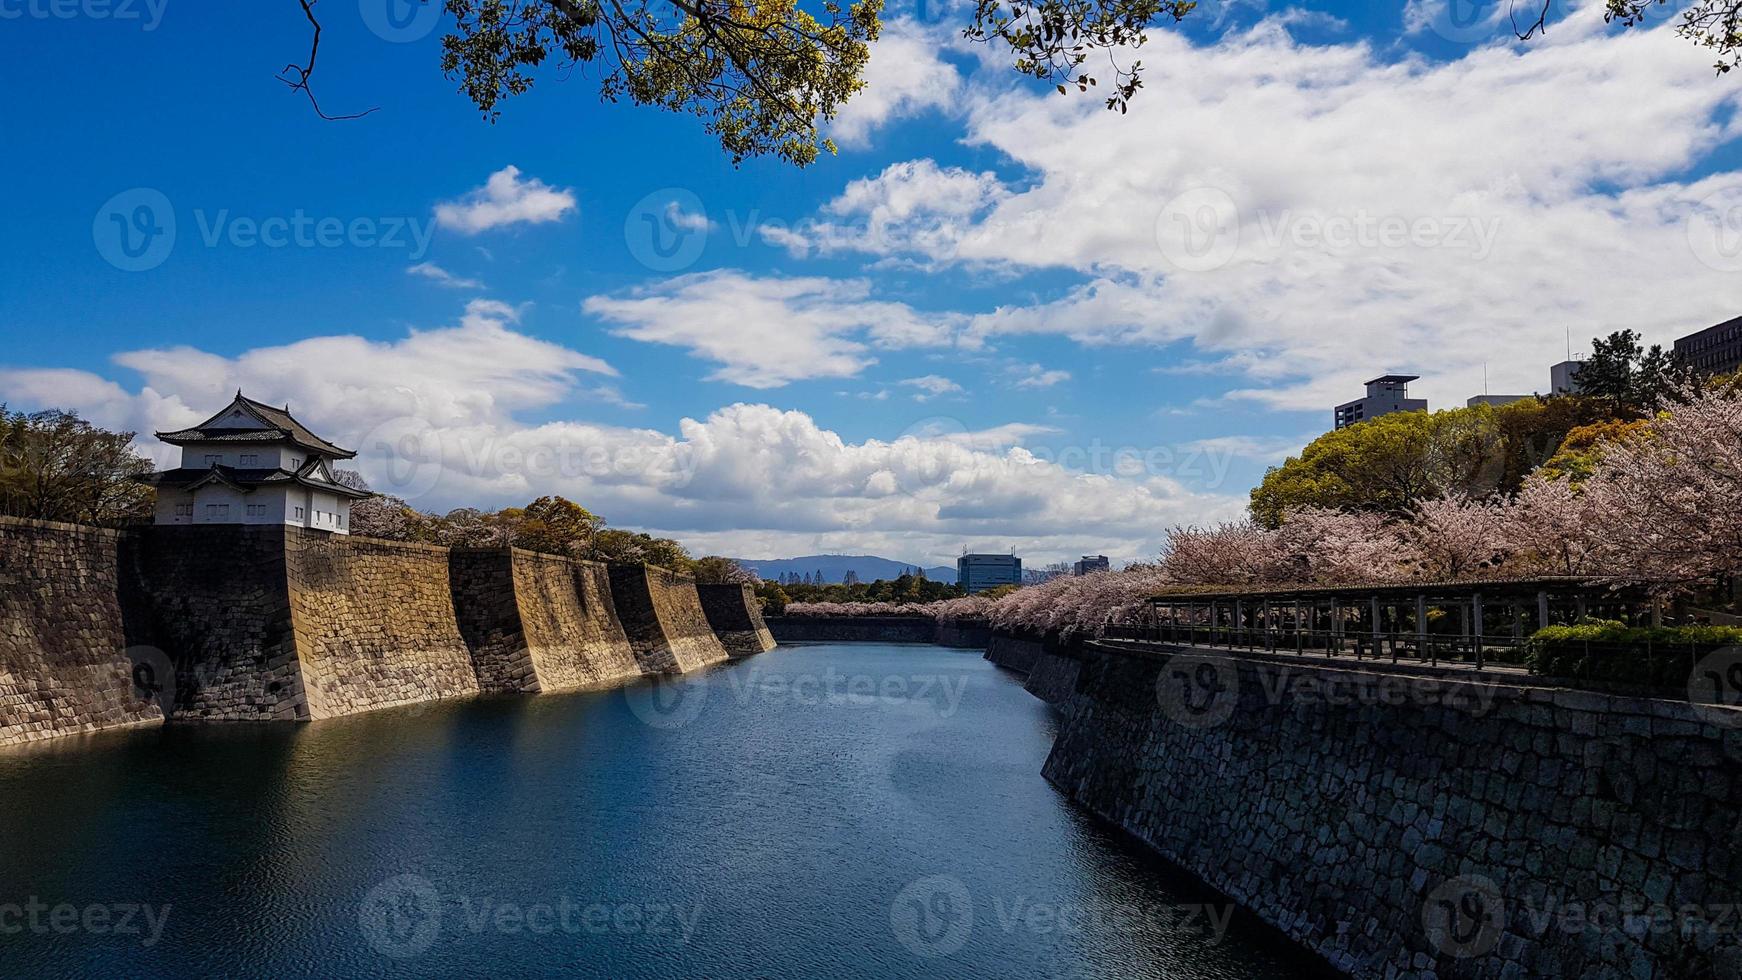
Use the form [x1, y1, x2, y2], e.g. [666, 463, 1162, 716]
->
[1523, 622, 1742, 688]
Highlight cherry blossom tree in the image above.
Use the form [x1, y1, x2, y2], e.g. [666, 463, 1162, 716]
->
[1159, 521, 1288, 586]
[1502, 475, 1608, 576]
[1275, 508, 1404, 584]
[1396, 495, 1515, 580]
[1580, 387, 1742, 585]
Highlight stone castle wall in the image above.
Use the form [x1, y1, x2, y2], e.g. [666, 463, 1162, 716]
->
[1041, 640, 1742, 979]
[608, 564, 730, 673]
[934, 619, 991, 648]
[284, 530, 479, 718]
[448, 548, 533, 692]
[765, 616, 941, 644]
[696, 584, 776, 658]
[3, 521, 772, 742]
[0, 517, 162, 746]
[117, 524, 307, 722]
[982, 631, 1045, 672]
[451, 548, 643, 693]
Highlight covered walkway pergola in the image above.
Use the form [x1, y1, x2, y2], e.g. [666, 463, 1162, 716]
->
[1115, 577, 1665, 670]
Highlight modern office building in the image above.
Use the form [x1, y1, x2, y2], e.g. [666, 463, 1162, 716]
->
[1333, 375, 1428, 430]
[1074, 555, 1111, 576]
[1466, 394, 1528, 408]
[1674, 315, 1742, 376]
[957, 553, 1021, 594]
[1548, 359, 1584, 395]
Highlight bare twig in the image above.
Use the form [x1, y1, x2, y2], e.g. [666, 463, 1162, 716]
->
[1513, 0, 1553, 40]
[278, 0, 380, 121]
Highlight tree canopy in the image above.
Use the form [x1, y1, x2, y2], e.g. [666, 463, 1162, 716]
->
[1576, 329, 1692, 416]
[1249, 396, 1611, 528]
[274, 1, 1741, 167]
[0, 406, 154, 527]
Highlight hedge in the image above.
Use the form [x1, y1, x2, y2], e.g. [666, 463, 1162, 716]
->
[1523, 622, 1742, 688]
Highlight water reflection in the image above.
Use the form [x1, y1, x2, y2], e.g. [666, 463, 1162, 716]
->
[0, 645, 1330, 979]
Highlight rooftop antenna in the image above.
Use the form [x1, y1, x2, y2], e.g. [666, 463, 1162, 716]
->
[1566, 326, 1572, 362]
[1483, 362, 1489, 396]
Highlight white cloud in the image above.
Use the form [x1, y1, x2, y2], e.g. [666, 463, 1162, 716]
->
[407, 262, 485, 289]
[583, 270, 959, 388]
[434, 165, 577, 234]
[0, 302, 1241, 567]
[1007, 364, 1071, 390]
[829, 20, 965, 148]
[899, 374, 963, 400]
[762, 159, 1008, 262]
[663, 201, 712, 233]
[791, 9, 1742, 412]
[1181, 433, 1313, 465]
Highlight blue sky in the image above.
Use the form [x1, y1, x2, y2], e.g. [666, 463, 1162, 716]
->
[4, 0, 1742, 566]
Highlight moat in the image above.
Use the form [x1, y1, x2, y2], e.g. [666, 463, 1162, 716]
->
[0, 643, 1329, 978]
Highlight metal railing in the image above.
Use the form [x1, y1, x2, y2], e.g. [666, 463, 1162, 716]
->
[1102, 622, 1526, 670]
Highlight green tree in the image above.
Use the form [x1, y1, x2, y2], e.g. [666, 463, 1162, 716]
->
[584, 527, 694, 570]
[1249, 398, 1614, 527]
[754, 581, 791, 614]
[506, 495, 604, 556]
[0, 406, 154, 526]
[1536, 418, 1652, 484]
[690, 555, 754, 583]
[263, 2, 1742, 169]
[1577, 329, 1691, 416]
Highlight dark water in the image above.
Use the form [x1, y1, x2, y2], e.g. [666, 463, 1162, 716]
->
[0, 643, 1331, 979]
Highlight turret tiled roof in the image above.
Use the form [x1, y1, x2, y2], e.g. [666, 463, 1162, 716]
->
[155, 393, 356, 459]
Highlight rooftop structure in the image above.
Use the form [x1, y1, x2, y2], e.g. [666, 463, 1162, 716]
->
[1333, 374, 1427, 430]
[136, 392, 370, 534]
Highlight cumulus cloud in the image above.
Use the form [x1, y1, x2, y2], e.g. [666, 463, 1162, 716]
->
[582, 270, 959, 388]
[434, 165, 577, 234]
[0, 301, 1239, 566]
[828, 20, 965, 148]
[762, 159, 1009, 262]
[792, 8, 1742, 412]
[407, 262, 485, 289]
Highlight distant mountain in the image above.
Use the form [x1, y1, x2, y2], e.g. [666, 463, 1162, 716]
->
[735, 554, 957, 585]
